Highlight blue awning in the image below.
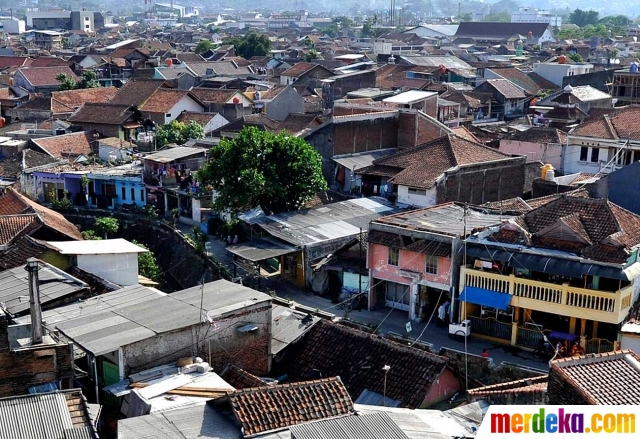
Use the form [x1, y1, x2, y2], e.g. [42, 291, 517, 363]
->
[459, 287, 512, 310]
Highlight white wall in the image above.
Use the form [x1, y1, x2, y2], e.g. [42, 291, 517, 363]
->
[621, 333, 640, 353]
[77, 253, 139, 286]
[499, 140, 563, 169]
[397, 185, 437, 207]
[204, 114, 229, 133]
[165, 95, 205, 124]
[563, 143, 610, 174]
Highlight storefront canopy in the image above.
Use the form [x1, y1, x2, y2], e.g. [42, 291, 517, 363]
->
[459, 287, 512, 311]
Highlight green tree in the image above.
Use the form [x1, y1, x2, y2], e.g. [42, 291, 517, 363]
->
[77, 70, 100, 89]
[457, 12, 473, 21]
[94, 217, 119, 239]
[223, 30, 271, 59]
[156, 120, 205, 147]
[598, 15, 631, 28]
[197, 127, 327, 215]
[361, 19, 374, 37]
[305, 49, 320, 62]
[132, 240, 163, 283]
[62, 36, 72, 49]
[567, 53, 584, 63]
[81, 230, 102, 240]
[582, 24, 610, 38]
[569, 9, 599, 27]
[56, 73, 77, 91]
[195, 39, 215, 54]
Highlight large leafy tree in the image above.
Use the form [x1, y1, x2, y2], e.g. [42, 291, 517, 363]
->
[569, 9, 599, 27]
[156, 120, 205, 147]
[56, 71, 100, 91]
[197, 127, 327, 215]
[223, 30, 271, 59]
[195, 39, 214, 54]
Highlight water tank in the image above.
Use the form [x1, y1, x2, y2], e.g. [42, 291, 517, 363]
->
[545, 169, 555, 181]
[558, 55, 567, 64]
[631, 62, 639, 73]
[254, 90, 261, 101]
[166, 58, 173, 67]
[541, 163, 555, 180]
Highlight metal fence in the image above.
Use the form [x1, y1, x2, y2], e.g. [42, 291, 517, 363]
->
[468, 316, 511, 341]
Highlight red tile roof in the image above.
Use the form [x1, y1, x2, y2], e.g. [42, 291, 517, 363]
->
[175, 111, 219, 126]
[189, 88, 241, 103]
[482, 78, 527, 99]
[572, 106, 640, 141]
[286, 320, 448, 409]
[361, 134, 510, 189]
[17, 66, 78, 86]
[0, 56, 29, 70]
[140, 89, 193, 113]
[28, 57, 71, 68]
[220, 365, 267, 390]
[280, 62, 321, 78]
[15, 190, 83, 240]
[489, 67, 547, 95]
[110, 78, 172, 107]
[0, 214, 40, 245]
[550, 350, 640, 405]
[51, 87, 118, 114]
[228, 377, 354, 436]
[0, 188, 30, 215]
[32, 132, 93, 161]
[488, 195, 640, 264]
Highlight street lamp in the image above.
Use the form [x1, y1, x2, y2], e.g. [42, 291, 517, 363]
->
[24, 258, 43, 344]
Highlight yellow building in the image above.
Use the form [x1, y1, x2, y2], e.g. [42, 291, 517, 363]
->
[457, 196, 640, 354]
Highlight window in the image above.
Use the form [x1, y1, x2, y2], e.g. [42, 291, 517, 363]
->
[579, 146, 589, 161]
[408, 187, 427, 196]
[84, 16, 90, 21]
[385, 282, 410, 306]
[166, 113, 171, 118]
[425, 255, 438, 274]
[140, 189, 145, 202]
[590, 147, 600, 163]
[131, 187, 135, 201]
[121, 187, 126, 200]
[388, 248, 399, 266]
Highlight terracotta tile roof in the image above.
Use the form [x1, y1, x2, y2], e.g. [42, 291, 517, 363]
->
[488, 195, 640, 263]
[550, 350, 640, 404]
[217, 114, 281, 134]
[189, 87, 240, 103]
[174, 52, 205, 63]
[0, 235, 48, 270]
[228, 377, 354, 436]
[260, 85, 288, 100]
[15, 191, 82, 240]
[483, 197, 533, 214]
[510, 127, 567, 144]
[280, 62, 320, 77]
[527, 72, 560, 90]
[572, 106, 640, 141]
[51, 87, 118, 114]
[0, 214, 40, 245]
[17, 66, 78, 86]
[140, 89, 194, 113]
[0, 188, 29, 215]
[277, 113, 321, 135]
[0, 56, 29, 70]
[66, 266, 120, 296]
[68, 103, 137, 126]
[0, 149, 59, 180]
[28, 57, 71, 68]
[286, 320, 448, 409]
[481, 78, 527, 99]
[363, 134, 510, 189]
[32, 132, 93, 160]
[110, 78, 171, 106]
[489, 67, 542, 95]
[220, 365, 267, 390]
[175, 111, 218, 126]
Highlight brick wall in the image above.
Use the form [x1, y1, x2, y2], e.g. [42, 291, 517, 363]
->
[0, 312, 74, 397]
[398, 111, 451, 149]
[332, 119, 398, 155]
[436, 158, 526, 205]
[201, 303, 272, 376]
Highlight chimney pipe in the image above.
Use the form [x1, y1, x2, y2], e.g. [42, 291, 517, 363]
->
[25, 259, 42, 345]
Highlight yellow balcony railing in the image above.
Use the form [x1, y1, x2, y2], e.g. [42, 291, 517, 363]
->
[461, 267, 633, 325]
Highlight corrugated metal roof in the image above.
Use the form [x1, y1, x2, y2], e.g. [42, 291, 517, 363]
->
[289, 413, 409, 439]
[18, 281, 271, 355]
[271, 305, 319, 355]
[142, 146, 206, 163]
[332, 150, 398, 171]
[0, 391, 95, 439]
[241, 198, 399, 247]
[117, 404, 239, 439]
[0, 262, 88, 316]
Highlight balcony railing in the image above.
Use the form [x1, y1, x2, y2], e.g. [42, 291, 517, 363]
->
[461, 267, 633, 325]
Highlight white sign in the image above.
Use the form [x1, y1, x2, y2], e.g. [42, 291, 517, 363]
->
[405, 322, 412, 333]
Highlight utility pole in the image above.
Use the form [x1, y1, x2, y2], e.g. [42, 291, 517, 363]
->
[358, 227, 362, 297]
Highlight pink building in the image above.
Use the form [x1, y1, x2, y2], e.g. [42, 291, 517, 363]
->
[367, 203, 507, 321]
[498, 127, 566, 170]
